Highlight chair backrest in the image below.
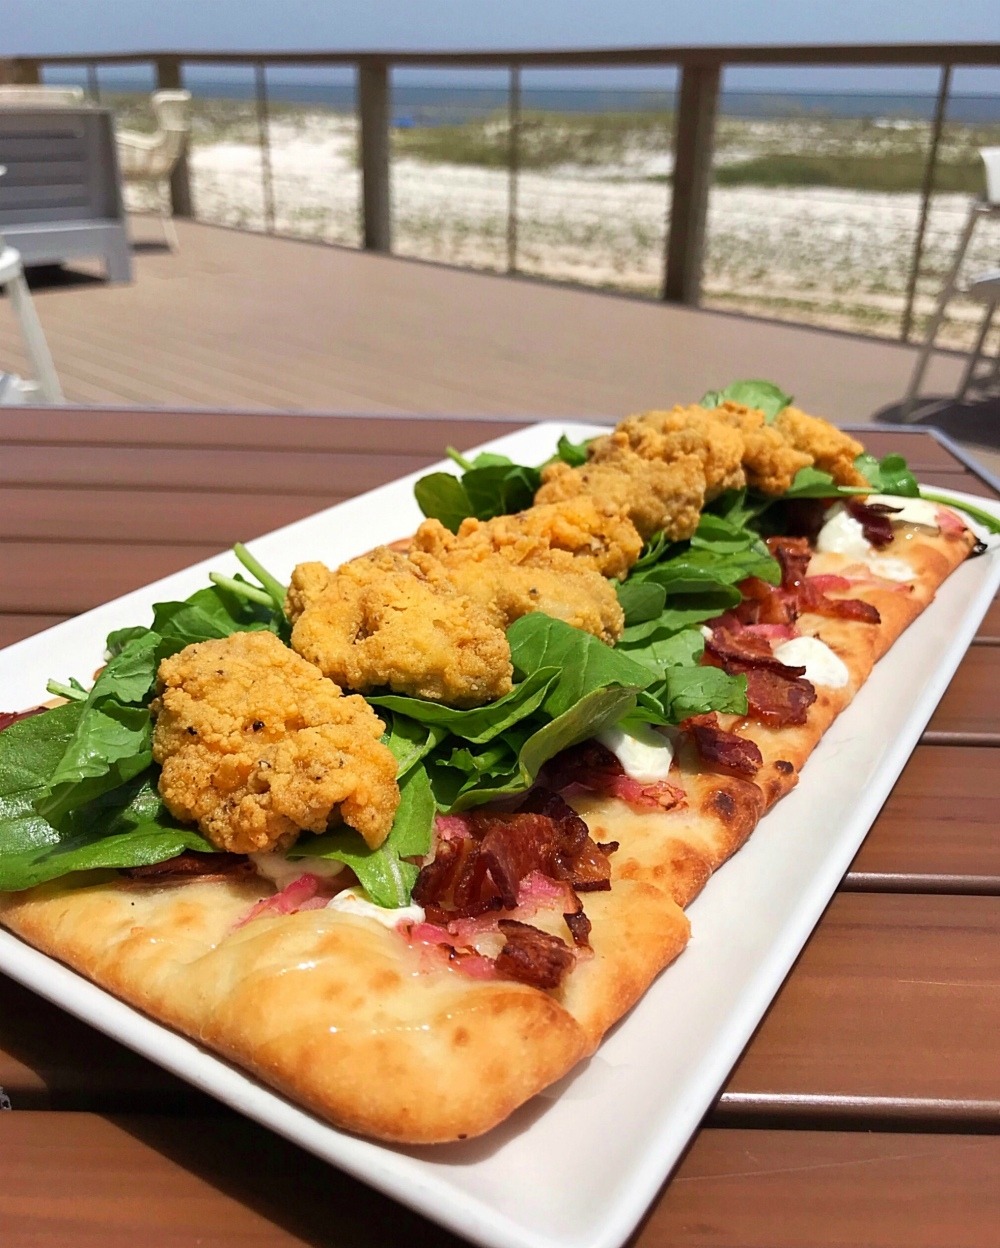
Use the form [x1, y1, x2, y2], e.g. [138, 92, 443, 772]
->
[0, 107, 124, 226]
[0, 86, 86, 107]
[151, 89, 191, 134]
[979, 147, 1000, 206]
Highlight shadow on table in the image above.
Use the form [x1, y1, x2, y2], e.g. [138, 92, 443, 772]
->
[874, 394, 1000, 457]
[120, 1111, 469, 1247]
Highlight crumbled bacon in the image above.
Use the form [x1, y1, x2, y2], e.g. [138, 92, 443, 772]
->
[767, 536, 812, 589]
[121, 851, 254, 881]
[845, 499, 898, 549]
[795, 580, 881, 624]
[563, 906, 592, 948]
[413, 790, 614, 917]
[0, 706, 49, 732]
[726, 576, 798, 626]
[706, 629, 806, 679]
[540, 740, 685, 811]
[742, 667, 817, 727]
[681, 712, 763, 776]
[495, 920, 575, 990]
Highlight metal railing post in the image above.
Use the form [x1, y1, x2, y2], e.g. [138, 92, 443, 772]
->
[901, 63, 953, 343]
[254, 61, 276, 234]
[507, 64, 521, 273]
[663, 60, 721, 305]
[358, 60, 391, 252]
[155, 55, 193, 219]
[86, 62, 101, 103]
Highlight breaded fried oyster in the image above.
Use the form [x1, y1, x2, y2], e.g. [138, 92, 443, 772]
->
[535, 450, 706, 541]
[152, 630, 399, 854]
[411, 519, 625, 645]
[449, 497, 643, 580]
[773, 406, 868, 487]
[287, 549, 513, 707]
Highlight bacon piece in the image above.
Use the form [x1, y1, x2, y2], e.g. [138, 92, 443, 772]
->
[564, 908, 593, 948]
[434, 814, 472, 841]
[845, 499, 898, 549]
[234, 873, 321, 928]
[767, 536, 812, 589]
[0, 706, 49, 732]
[495, 920, 575, 990]
[413, 791, 614, 916]
[681, 712, 763, 776]
[541, 740, 684, 812]
[795, 580, 881, 624]
[805, 573, 853, 593]
[742, 668, 817, 727]
[706, 629, 807, 679]
[121, 851, 254, 881]
[730, 576, 799, 626]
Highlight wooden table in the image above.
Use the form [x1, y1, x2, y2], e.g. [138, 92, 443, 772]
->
[2, 409, 998, 1248]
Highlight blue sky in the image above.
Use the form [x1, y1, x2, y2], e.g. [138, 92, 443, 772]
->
[7, 1, 999, 92]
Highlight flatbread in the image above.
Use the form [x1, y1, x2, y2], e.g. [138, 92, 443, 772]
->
[0, 504, 978, 1143]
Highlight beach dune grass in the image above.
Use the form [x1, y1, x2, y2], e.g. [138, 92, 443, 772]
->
[394, 110, 674, 169]
[714, 152, 987, 194]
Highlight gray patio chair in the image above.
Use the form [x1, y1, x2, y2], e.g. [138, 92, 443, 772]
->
[902, 147, 1000, 418]
[0, 164, 64, 404]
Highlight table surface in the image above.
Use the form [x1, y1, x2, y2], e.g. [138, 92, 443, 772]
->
[1, 410, 998, 1248]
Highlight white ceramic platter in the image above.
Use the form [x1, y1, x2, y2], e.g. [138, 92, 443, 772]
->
[1, 422, 998, 1248]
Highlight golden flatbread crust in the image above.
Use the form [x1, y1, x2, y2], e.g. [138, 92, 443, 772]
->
[0, 511, 979, 1143]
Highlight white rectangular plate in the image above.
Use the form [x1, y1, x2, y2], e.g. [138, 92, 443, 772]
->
[1, 422, 998, 1248]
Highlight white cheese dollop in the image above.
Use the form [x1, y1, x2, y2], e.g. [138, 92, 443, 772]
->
[865, 494, 940, 530]
[249, 852, 346, 890]
[772, 636, 850, 688]
[815, 505, 872, 559]
[326, 886, 425, 927]
[596, 722, 676, 782]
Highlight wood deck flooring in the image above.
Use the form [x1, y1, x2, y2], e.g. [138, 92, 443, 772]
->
[2, 217, 997, 477]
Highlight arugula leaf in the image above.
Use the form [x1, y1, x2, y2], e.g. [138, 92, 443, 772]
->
[620, 628, 704, 676]
[462, 462, 541, 522]
[296, 765, 435, 907]
[381, 714, 447, 778]
[507, 614, 654, 718]
[413, 471, 473, 532]
[855, 452, 920, 498]
[0, 739, 212, 893]
[105, 625, 150, 659]
[701, 379, 793, 422]
[616, 579, 667, 625]
[35, 633, 163, 823]
[371, 667, 557, 744]
[555, 434, 591, 466]
[654, 666, 748, 721]
[446, 447, 516, 471]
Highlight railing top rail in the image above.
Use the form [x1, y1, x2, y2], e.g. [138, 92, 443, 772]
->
[13, 41, 1000, 69]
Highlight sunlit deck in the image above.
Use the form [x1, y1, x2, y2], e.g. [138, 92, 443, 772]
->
[2, 217, 997, 476]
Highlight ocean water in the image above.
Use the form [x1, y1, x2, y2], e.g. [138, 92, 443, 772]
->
[43, 70, 1000, 125]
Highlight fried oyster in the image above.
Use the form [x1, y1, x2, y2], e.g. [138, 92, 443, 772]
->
[286, 548, 513, 707]
[411, 518, 625, 645]
[152, 630, 399, 854]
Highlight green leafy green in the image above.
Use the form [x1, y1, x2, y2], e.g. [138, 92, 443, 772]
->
[555, 433, 591, 466]
[700, 379, 793, 422]
[412, 471, 474, 532]
[371, 667, 557, 744]
[855, 452, 920, 497]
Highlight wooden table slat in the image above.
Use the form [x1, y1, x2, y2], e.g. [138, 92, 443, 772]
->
[844, 745, 1000, 892]
[924, 645, 1000, 741]
[717, 892, 1000, 1122]
[2, 1113, 998, 1248]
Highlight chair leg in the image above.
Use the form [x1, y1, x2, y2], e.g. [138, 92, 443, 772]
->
[956, 301, 997, 402]
[161, 181, 180, 251]
[5, 269, 64, 404]
[901, 203, 981, 421]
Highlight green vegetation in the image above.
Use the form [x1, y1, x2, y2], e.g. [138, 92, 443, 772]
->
[713, 152, 987, 195]
[394, 110, 673, 170]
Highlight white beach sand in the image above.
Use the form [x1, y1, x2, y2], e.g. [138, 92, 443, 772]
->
[128, 112, 1000, 349]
